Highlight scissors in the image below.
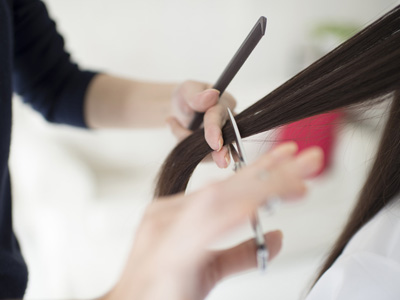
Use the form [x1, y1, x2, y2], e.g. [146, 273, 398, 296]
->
[226, 107, 269, 271]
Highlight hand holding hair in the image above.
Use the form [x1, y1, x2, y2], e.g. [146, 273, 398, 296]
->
[104, 143, 323, 300]
[167, 80, 236, 168]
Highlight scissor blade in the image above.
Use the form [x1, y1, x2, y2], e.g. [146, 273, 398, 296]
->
[227, 107, 268, 272]
[227, 108, 248, 164]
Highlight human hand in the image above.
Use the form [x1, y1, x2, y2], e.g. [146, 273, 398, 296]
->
[105, 143, 323, 300]
[167, 80, 236, 168]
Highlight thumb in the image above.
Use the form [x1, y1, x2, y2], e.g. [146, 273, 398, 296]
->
[166, 117, 192, 142]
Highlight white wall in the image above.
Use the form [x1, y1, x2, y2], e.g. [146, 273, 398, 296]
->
[43, 0, 398, 107]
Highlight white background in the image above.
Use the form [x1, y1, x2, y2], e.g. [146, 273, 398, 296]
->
[9, 0, 400, 299]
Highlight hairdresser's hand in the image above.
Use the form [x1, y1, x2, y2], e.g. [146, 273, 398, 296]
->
[105, 143, 323, 300]
[167, 80, 236, 168]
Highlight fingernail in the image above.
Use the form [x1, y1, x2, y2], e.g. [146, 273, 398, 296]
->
[201, 89, 220, 101]
[218, 137, 223, 151]
[225, 153, 231, 167]
[209, 88, 221, 95]
[275, 230, 283, 240]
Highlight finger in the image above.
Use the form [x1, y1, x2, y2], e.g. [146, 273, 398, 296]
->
[259, 142, 299, 169]
[294, 146, 324, 178]
[171, 81, 209, 126]
[253, 147, 323, 202]
[212, 146, 323, 210]
[186, 89, 220, 113]
[218, 91, 237, 111]
[173, 147, 323, 250]
[211, 230, 283, 281]
[166, 117, 192, 141]
[211, 146, 230, 169]
[179, 168, 296, 249]
[203, 104, 227, 151]
[254, 148, 323, 199]
[256, 144, 323, 183]
[270, 141, 299, 158]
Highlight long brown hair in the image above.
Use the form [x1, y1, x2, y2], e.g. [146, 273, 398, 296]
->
[155, 5, 400, 281]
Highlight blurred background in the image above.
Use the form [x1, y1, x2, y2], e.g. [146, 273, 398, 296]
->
[9, 0, 400, 299]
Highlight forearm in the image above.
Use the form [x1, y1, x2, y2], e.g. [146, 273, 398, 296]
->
[84, 74, 177, 128]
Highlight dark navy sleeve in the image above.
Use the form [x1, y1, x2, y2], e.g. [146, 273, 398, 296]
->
[12, 0, 97, 128]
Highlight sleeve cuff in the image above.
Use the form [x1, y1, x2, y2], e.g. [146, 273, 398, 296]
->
[50, 70, 98, 128]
